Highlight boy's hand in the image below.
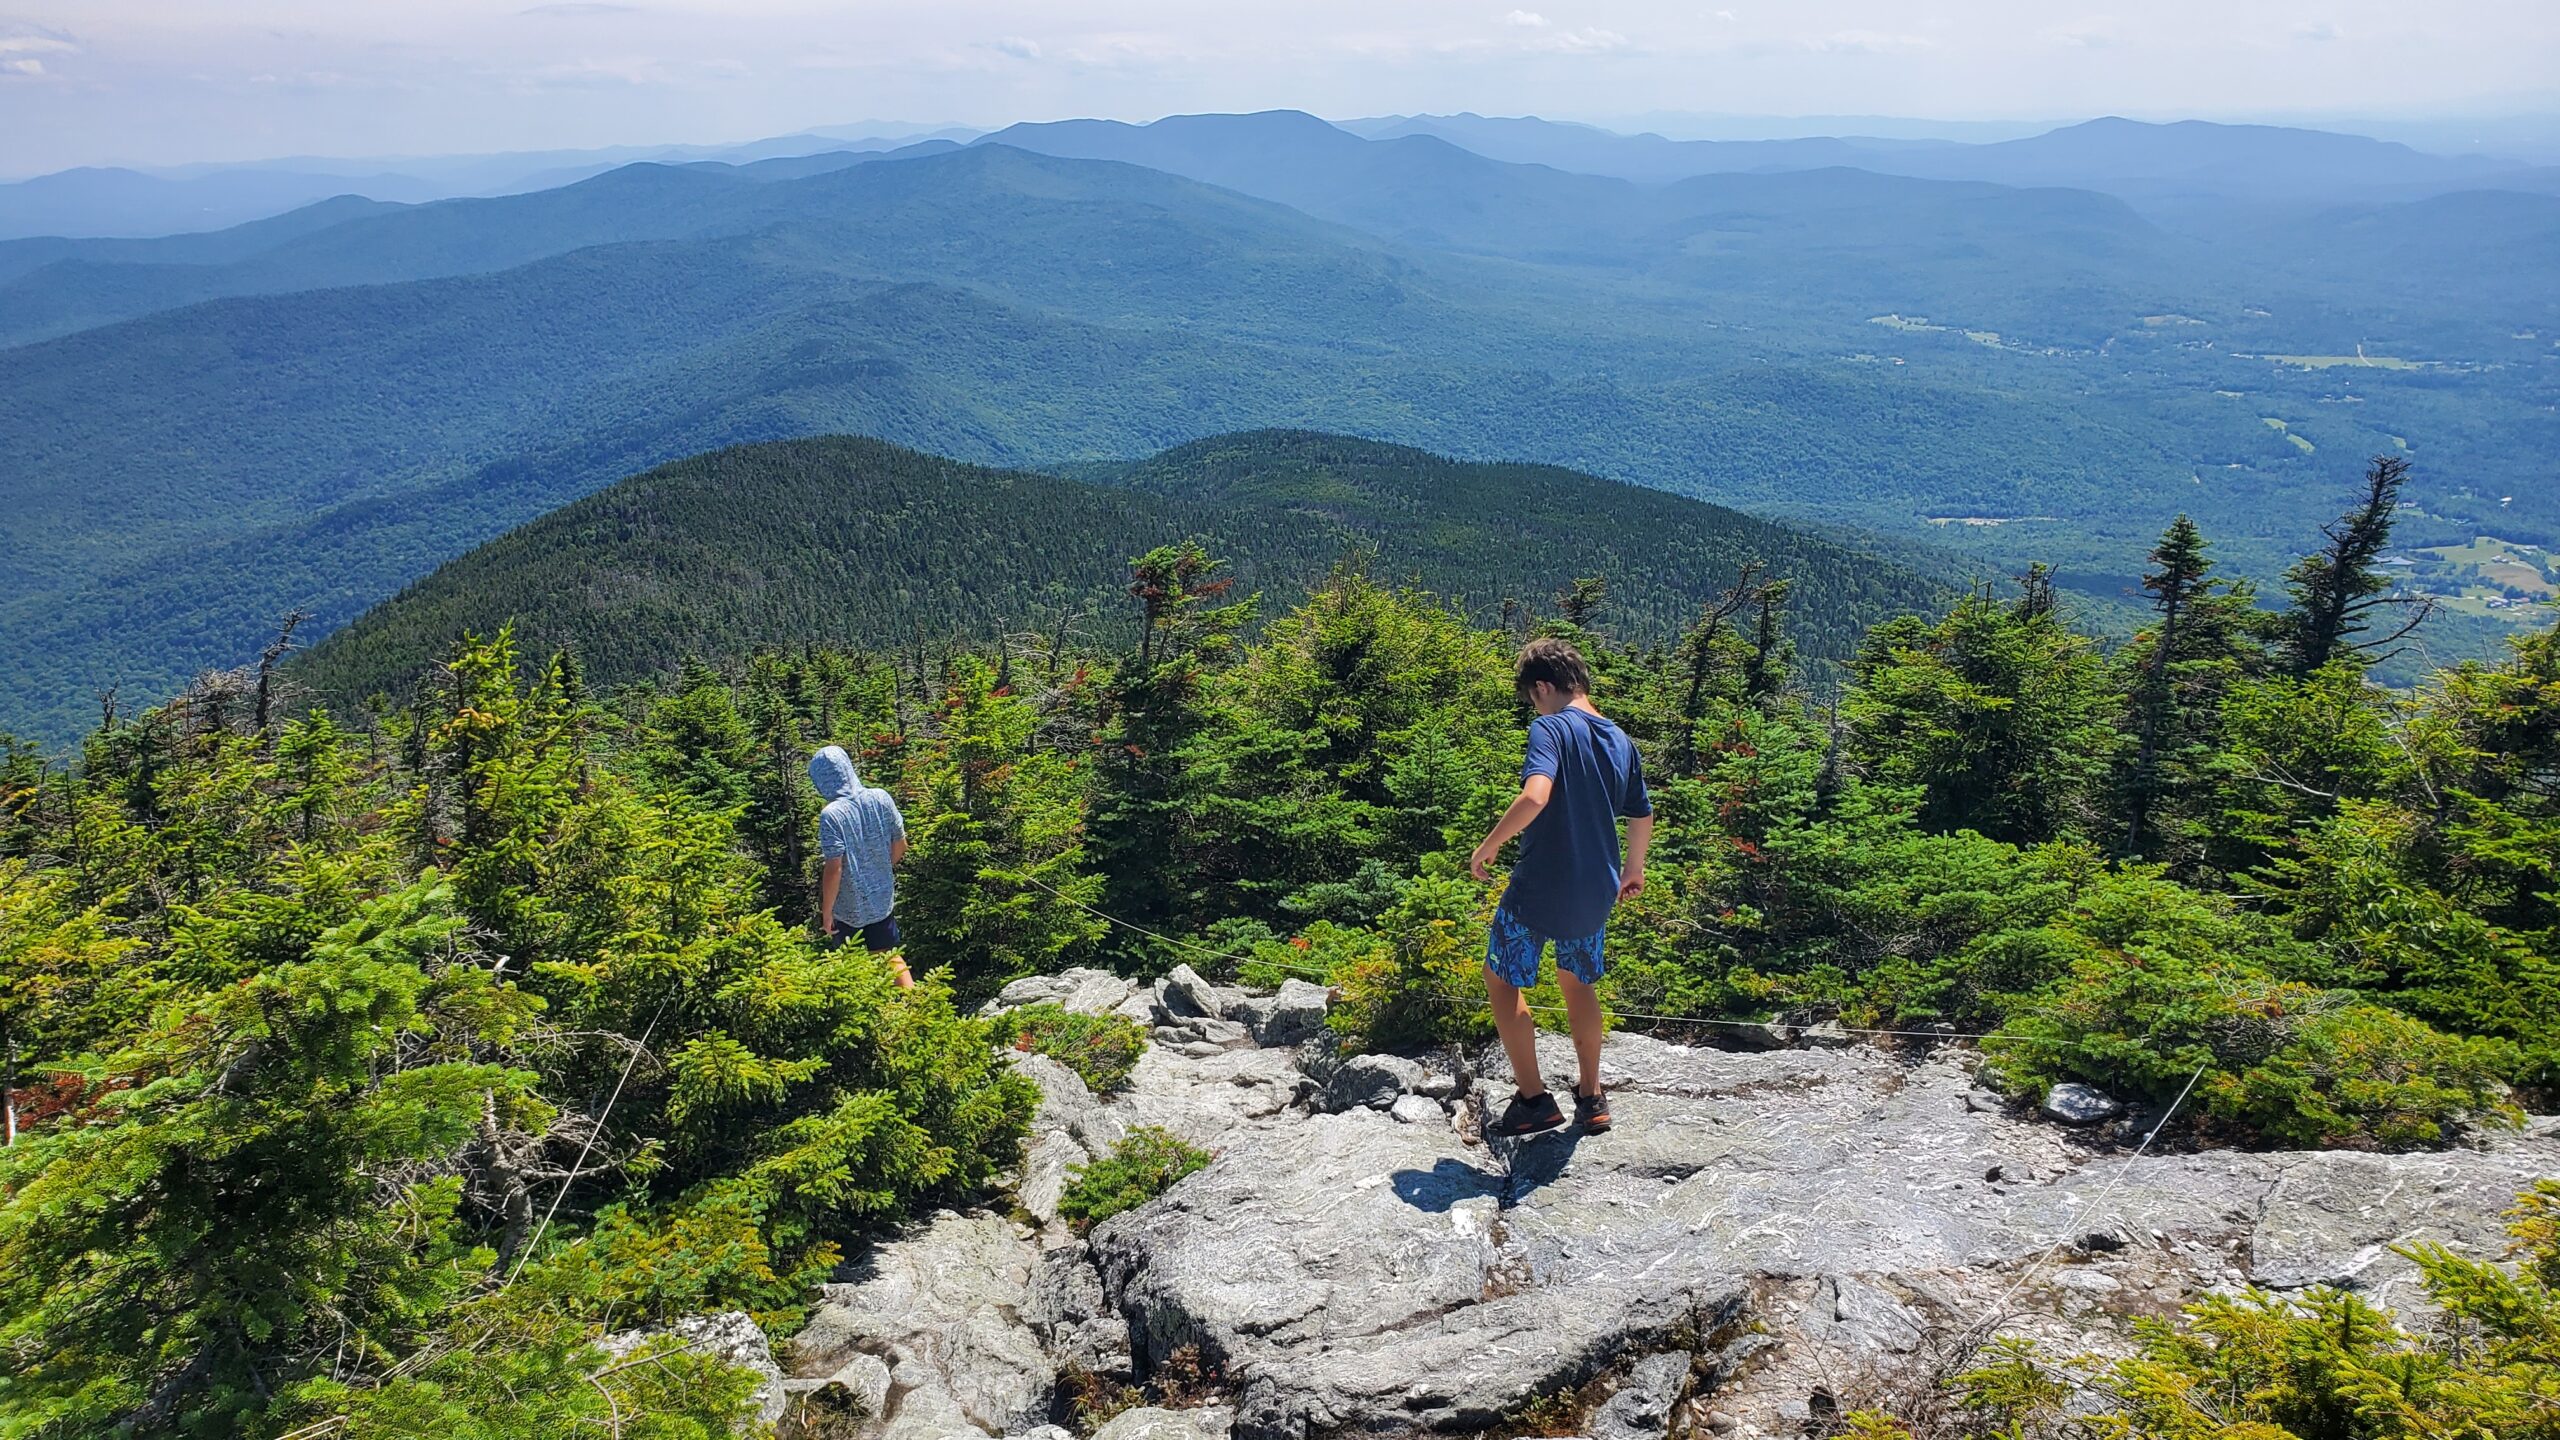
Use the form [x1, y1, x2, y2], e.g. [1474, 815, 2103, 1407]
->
[1469, 840, 1498, 883]
[1617, 866, 1645, 901]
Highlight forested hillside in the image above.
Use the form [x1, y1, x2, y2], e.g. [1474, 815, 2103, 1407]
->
[3, 123, 2551, 743]
[294, 430, 1945, 707]
[2, 449, 2552, 1435]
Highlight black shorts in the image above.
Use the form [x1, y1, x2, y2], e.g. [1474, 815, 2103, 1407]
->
[826, 914, 902, 953]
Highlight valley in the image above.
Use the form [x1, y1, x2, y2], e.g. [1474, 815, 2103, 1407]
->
[0, 113, 2552, 745]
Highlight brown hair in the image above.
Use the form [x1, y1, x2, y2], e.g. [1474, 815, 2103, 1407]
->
[1514, 637, 1591, 702]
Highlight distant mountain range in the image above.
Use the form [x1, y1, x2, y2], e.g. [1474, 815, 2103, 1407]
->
[1336, 113, 2546, 201]
[0, 130, 977, 241]
[295, 430, 1945, 706]
[9, 110, 2542, 243]
[0, 110, 2551, 743]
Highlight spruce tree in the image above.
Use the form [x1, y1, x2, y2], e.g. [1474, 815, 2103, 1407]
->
[2124, 516, 2214, 855]
[2283, 454, 2433, 674]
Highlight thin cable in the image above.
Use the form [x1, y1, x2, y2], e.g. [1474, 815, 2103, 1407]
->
[1954, 1059, 2211, 1344]
[503, 997, 668, 1289]
[1014, 870, 2097, 1049]
[1012, 870, 1261, 968]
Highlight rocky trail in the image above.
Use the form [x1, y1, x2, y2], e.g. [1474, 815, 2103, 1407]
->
[766, 968, 2557, 1440]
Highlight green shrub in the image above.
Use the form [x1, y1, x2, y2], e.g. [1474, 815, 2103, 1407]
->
[2201, 1004, 2521, 1149]
[1007, 1002, 1148, 1095]
[1322, 870, 1498, 1052]
[1850, 1181, 2560, 1439]
[1056, 1128, 1212, 1232]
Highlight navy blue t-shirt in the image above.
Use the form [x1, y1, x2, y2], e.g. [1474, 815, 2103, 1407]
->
[1504, 706, 1652, 941]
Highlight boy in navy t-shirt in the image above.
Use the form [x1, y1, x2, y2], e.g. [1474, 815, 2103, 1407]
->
[1469, 637, 1653, 1136]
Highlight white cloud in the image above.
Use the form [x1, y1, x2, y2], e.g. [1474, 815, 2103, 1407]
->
[0, 20, 72, 79]
[989, 36, 1042, 60]
[0, 27, 78, 58]
[2045, 23, 2118, 49]
[1503, 10, 1549, 28]
[1804, 30, 1936, 54]
[1713, 9, 1736, 20]
[2293, 21, 2341, 42]
[1544, 28, 1629, 54]
[521, 3, 643, 16]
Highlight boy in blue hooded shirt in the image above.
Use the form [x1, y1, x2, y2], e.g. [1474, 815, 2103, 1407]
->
[808, 744, 912, 987]
[1469, 638, 1652, 1136]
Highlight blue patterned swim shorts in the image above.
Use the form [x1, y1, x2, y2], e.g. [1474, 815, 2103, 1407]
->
[1485, 904, 1607, 988]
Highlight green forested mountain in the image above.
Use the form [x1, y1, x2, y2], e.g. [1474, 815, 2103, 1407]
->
[2, 128, 2552, 742]
[294, 430, 1946, 707]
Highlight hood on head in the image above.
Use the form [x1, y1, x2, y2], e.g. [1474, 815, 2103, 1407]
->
[809, 744, 859, 800]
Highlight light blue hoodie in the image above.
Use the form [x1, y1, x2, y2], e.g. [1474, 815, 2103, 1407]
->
[810, 745, 904, 929]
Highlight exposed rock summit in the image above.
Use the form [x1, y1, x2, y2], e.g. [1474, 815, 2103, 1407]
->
[794, 967, 2557, 1440]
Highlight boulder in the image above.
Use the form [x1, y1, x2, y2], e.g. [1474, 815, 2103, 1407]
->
[1795, 1021, 1856, 1049]
[1089, 1407, 1236, 1440]
[1160, 1014, 1255, 1050]
[815, 1351, 893, 1418]
[1235, 979, 1332, 1048]
[1064, 969, 1144, 1016]
[1391, 1094, 1446, 1125]
[983, 968, 1142, 1018]
[1159, 964, 1230, 1020]
[601, 1311, 785, 1428]
[1117, 1044, 1305, 1142]
[1013, 1052, 1130, 1224]
[792, 1210, 1054, 1438]
[2041, 1082, 2124, 1126]
[1320, 1053, 1427, 1112]
[984, 974, 1075, 1015]
[1085, 1404, 1233, 1434]
[1027, 1241, 1131, 1376]
[1804, 1274, 1923, 1357]
[1587, 1351, 1692, 1440]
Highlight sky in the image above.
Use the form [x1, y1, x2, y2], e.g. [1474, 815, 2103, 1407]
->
[4, 1, 2557, 175]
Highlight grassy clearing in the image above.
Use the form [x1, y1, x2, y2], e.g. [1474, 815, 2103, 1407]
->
[2259, 351, 2425, 370]
[2260, 417, 2317, 453]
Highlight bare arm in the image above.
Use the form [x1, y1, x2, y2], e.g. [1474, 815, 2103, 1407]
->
[819, 855, 843, 935]
[890, 835, 908, 867]
[1618, 814, 1654, 900]
[1470, 774, 1554, 881]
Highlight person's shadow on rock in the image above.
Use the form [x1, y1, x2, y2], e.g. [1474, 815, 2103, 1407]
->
[1391, 1127, 1584, 1212]
[1496, 1125, 1583, 1206]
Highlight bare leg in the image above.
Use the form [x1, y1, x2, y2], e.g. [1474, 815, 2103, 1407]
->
[1483, 965, 1547, 1098]
[1558, 970, 1604, 1096]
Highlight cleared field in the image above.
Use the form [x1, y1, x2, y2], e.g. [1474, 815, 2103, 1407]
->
[2261, 416, 2317, 453]
[2257, 350, 2425, 369]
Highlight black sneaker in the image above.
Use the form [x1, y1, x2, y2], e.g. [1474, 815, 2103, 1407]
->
[1492, 1089, 1565, 1137]
[1574, 1088, 1612, 1133]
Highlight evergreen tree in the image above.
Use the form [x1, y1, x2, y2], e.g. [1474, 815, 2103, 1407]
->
[2283, 454, 2434, 674]
[1085, 545, 1256, 954]
[2121, 515, 2261, 862]
[1845, 581, 2124, 845]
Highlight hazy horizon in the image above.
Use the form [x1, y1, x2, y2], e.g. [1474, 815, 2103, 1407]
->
[4, 2, 2556, 176]
[9, 104, 2560, 183]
